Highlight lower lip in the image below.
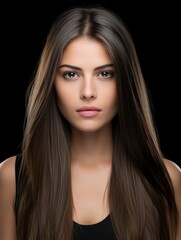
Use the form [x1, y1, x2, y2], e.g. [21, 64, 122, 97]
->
[77, 110, 100, 117]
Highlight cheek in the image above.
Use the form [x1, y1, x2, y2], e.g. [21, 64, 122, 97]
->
[54, 85, 70, 111]
[104, 87, 118, 107]
[57, 93, 69, 111]
[55, 81, 77, 104]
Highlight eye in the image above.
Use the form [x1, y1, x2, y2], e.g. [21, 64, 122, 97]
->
[98, 71, 114, 79]
[63, 71, 79, 79]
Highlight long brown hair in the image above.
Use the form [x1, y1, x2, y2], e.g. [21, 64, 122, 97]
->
[16, 5, 178, 239]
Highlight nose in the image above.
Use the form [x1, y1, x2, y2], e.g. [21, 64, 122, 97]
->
[80, 78, 97, 100]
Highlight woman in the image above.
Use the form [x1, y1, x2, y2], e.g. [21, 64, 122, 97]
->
[0, 5, 180, 240]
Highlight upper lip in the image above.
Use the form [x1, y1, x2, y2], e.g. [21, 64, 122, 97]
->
[76, 106, 102, 112]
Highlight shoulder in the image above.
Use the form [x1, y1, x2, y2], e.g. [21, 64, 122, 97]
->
[0, 156, 17, 181]
[163, 159, 181, 196]
[0, 156, 17, 204]
[163, 159, 181, 188]
[0, 157, 17, 239]
[163, 159, 181, 239]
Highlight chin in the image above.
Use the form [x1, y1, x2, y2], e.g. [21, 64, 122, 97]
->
[72, 122, 111, 133]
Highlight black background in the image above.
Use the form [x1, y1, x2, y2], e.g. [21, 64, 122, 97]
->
[0, 1, 180, 167]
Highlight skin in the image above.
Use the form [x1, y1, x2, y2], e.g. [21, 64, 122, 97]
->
[55, 37, 118, 133]
[0, 36, 181, 239]
[0, 156, 17, 240]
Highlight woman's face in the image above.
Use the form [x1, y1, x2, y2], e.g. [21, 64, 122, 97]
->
[54, 37, 118, 132]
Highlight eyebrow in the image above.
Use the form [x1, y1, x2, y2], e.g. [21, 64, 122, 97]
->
[58, 64, 114, 71]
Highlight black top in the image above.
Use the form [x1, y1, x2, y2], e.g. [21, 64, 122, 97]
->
[73, 214, 116, 240]
[15, 155, 117, 239]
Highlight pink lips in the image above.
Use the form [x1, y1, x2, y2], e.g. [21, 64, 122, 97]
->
[76, 106, 101, 117]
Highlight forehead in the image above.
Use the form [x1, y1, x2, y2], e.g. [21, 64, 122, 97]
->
[59, 37, 112, 67]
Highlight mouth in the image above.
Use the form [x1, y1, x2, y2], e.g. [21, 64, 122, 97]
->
[76, 106, 102, 117]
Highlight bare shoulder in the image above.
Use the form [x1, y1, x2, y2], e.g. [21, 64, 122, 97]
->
[0, 156, 17, 181]
[163, 159, 181, 187]
[0, 157, 17, 239]
[163, 159, 181, 239]
[0, 156, 17, 203]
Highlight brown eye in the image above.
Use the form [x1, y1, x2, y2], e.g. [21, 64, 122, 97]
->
[99, 71, 114, 78]
[63, 72, 79, 79]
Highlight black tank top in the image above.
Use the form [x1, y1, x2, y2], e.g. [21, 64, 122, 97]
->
[15, 155, 117, 239]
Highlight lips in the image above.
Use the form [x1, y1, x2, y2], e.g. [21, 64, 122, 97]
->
[76, 106, 101, 112]
[76, 106, 102, 117]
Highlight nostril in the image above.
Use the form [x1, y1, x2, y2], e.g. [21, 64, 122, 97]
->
[80, 90, 97, 100]
[80, 93, 97, 100]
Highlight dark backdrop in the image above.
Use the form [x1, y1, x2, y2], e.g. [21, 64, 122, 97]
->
[0, 1, 180, 167]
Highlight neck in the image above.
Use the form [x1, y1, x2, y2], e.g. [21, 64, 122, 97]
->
[70, 124, 113, 167]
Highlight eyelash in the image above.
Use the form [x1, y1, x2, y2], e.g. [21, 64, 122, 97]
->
[99, 71, 114, 78]
[63, 72, 78, 79]
[62, 71, 114, 79]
